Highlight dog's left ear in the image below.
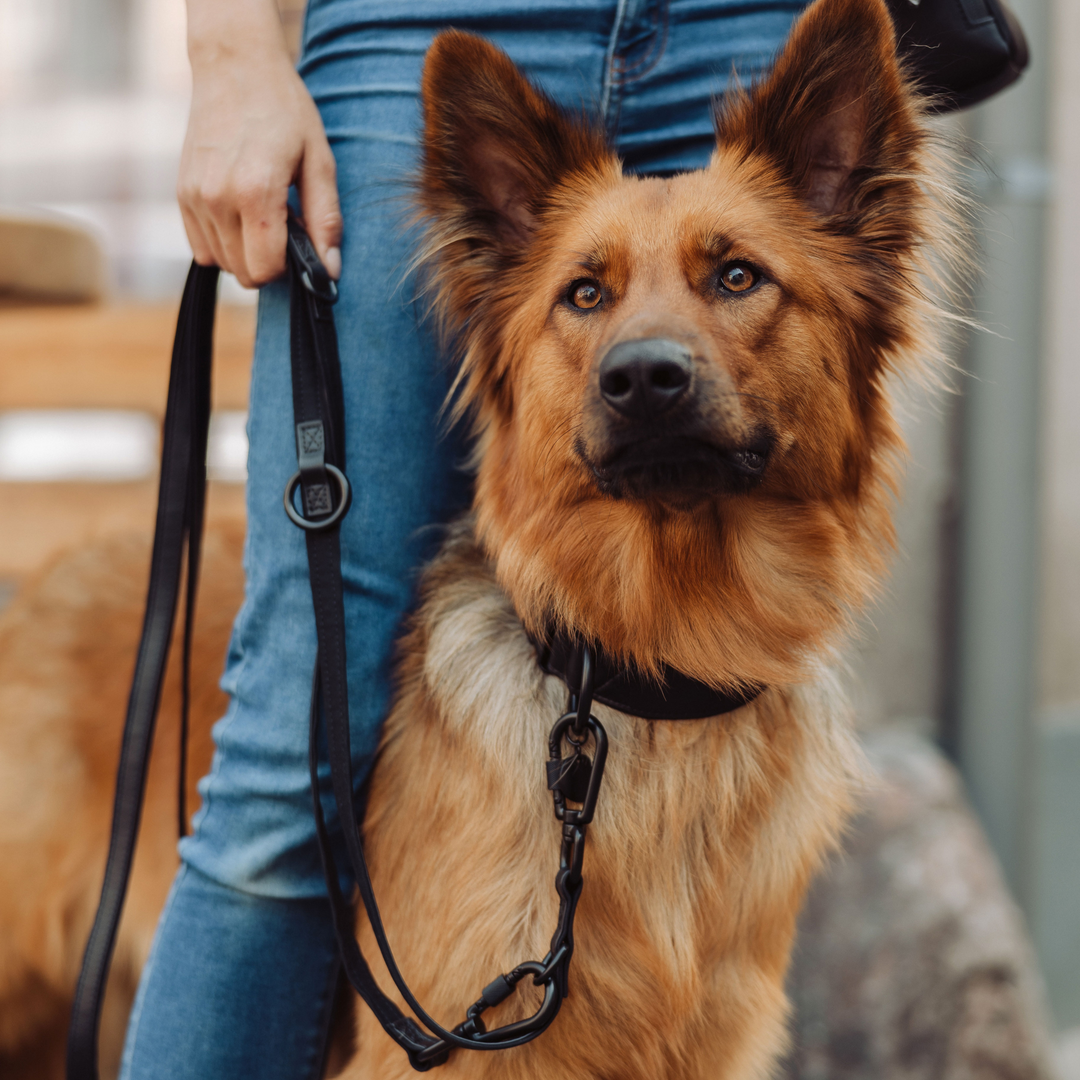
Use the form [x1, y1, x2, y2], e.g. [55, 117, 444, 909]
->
[419, 31, 609, 254]
[718, 0, 920, 220]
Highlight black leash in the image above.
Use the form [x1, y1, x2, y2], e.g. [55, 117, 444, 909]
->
[284, 218, 606, 1069]
[66, 218, 608, 1077]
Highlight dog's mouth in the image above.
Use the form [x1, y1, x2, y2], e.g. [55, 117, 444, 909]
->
[577, 433, 775, 500]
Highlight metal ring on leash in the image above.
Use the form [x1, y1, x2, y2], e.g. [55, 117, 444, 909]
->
[283, 465, 351, 531]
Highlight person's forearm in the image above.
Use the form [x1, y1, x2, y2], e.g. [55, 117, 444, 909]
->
[186, 0, 290, 73]
[178, 0, 342, 286]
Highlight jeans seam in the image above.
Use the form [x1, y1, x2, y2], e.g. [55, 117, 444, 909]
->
[601, 0, 633, 138]
[306, 959, 344, 1080]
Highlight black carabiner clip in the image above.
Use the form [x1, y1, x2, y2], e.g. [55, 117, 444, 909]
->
[547, 712, 607, 826]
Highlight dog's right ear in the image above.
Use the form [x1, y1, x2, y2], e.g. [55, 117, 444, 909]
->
[419, 31, 609, 257]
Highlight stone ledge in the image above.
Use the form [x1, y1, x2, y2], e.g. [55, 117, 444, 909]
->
[783, 729, 1059, 1080]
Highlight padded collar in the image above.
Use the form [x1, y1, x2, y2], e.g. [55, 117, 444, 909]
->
[530, 628, 763, 721]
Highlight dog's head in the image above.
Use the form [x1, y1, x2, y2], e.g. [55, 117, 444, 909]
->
[416, 0, 958, 687]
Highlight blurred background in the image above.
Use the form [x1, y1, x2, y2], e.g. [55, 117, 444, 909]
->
[0, 0, 1076, 1074]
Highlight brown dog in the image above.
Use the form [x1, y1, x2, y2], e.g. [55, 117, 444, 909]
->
[346, 0, 958, 1076]
[0, 0, 960, 1075]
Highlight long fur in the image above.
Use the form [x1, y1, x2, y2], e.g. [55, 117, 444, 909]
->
[410, 0, 962, 690]
[349, 526, 861, 1077]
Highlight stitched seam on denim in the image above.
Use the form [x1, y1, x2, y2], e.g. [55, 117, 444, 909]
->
[305, 957, 343, 1080]
[615, 0, 670, 84]
[600, 0, 633, 131]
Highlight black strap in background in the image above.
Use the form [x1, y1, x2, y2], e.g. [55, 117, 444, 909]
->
[66, 263, 217, 1080]
[888, 0, 1029, 111]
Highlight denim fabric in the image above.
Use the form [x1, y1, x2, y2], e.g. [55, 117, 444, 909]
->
[120, 867, 341, 1079]
[121, 2, 806, 1076]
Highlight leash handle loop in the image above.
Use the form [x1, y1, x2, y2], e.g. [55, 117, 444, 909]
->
[66, 262, 218, 1080]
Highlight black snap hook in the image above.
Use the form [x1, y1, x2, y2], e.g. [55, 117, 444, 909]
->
[546, 712, 608, 826]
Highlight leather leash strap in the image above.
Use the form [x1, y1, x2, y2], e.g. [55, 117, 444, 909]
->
[67, 262, 217, 1080]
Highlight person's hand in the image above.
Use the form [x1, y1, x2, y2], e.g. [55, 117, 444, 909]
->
[179, 0, 342, 288]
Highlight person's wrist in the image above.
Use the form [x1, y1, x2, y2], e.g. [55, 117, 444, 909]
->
[186, 0, 290, 71]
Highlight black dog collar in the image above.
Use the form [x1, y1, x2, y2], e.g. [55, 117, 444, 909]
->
[530, 628, 763, 721]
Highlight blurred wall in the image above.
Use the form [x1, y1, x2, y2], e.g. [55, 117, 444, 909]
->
[1033, 0, 1080, 1032]
[0, 0, 207, 299]
[847, 375, 955, 738]
[1043, 0, 1080, 713]
[0, 0, 188, 100]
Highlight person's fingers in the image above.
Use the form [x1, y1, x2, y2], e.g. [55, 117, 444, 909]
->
[298, 136, 343, 279]
[179, 201, 217, 268]
[188, 202, 231, 274]
[204, 206, 256, 288]
[238, 179, 289, 285]
[196, 176, 257, 286]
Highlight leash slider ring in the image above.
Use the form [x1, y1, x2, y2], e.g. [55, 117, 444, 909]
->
[283, 465, 350, 530]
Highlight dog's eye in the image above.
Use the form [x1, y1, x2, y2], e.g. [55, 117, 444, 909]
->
[718, 262, 758, 294]
[568, 279, 602, 310]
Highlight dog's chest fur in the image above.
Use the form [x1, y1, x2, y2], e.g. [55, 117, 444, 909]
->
[346, 524, 860, 1079]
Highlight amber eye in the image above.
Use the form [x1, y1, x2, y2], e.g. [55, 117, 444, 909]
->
[568, 279, 602, 310]
[718, 262, 758, 294]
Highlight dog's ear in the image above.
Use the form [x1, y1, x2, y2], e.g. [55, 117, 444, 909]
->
[717, 0, 920, 219]
[419, 30, 608, 254]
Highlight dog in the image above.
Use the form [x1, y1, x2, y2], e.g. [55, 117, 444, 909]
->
[348, 0, 957, 1074]
[0, 0, 960, 1075]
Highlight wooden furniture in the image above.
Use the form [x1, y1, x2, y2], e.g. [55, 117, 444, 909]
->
[0, 301, 253, 583]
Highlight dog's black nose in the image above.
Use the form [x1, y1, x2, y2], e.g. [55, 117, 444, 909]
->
[598, 338, 693, 419]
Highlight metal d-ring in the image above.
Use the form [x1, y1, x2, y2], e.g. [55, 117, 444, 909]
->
[283, 464, 350, 531]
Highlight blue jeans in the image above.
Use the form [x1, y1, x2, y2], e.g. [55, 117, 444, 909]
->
[120, 1, 806, 1075]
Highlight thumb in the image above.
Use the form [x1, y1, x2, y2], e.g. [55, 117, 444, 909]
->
[299, 136, 343, 279]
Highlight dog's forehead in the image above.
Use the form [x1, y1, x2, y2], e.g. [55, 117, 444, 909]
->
[554, 160, 807, 275]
